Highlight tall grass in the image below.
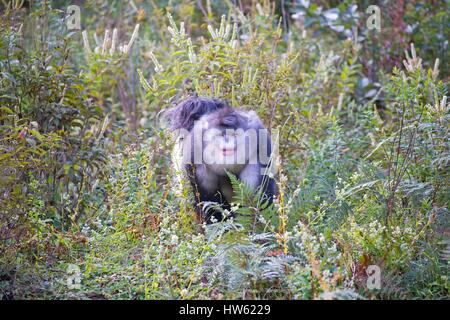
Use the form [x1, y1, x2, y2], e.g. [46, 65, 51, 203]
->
[0, 1, 448, 300]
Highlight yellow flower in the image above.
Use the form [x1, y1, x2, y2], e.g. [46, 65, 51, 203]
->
[137, 8, 146, 23]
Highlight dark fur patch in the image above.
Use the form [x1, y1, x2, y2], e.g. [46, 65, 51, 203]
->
[166, 96, 228, 131]
[207, 107, 247, 130]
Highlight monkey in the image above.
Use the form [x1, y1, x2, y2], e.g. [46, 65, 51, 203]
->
[166, 96, 276, 224]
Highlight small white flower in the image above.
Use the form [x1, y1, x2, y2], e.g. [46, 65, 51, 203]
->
[170, 234, 179, 245]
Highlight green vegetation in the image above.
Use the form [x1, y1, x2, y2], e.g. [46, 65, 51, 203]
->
[0, 1, 448, 300]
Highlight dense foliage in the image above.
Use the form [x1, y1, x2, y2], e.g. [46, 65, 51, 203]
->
[0, 0, 448, 299]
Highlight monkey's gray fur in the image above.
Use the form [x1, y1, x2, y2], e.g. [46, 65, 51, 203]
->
[166, 96, 276, 224]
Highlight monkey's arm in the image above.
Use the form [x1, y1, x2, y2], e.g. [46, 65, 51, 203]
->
[238, 164, 263, 190]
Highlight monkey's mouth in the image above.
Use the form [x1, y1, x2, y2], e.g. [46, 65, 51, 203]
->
[221, 148, 236, 156]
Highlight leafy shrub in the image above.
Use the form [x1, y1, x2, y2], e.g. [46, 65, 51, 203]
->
[0, 0, 448, 300]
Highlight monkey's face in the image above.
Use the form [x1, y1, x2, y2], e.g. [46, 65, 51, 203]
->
[202, 128, 247, 175]
[184, 107, 264, 176]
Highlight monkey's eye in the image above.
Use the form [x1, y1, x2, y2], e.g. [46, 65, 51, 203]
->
[222, 115, 237, 127]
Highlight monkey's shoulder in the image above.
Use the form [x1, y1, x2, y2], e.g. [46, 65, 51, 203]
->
[235, 109, 265, 129]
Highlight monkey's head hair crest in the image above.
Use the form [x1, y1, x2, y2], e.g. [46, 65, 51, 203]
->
[165, 96, 228, 131]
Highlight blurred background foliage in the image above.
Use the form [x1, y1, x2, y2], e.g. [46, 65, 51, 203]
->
[0, 0, 448, 299]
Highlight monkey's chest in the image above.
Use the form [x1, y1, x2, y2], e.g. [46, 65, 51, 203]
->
[217, 179, 234, 204]
[195, 167, 235, 204]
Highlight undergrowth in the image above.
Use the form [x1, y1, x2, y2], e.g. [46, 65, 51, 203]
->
[0, 1, 448, 300]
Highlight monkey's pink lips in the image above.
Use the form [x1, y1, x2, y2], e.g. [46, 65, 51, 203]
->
[221, 148, 236, 156]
